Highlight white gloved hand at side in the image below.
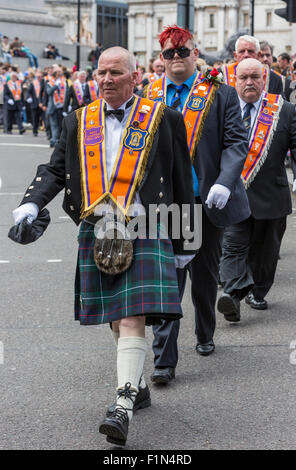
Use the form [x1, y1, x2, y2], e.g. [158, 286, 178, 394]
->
[27, 97, 33, 103]
[293, 179, 296, 192]
[205, 184, 231, 210]
[62, 111, 68, 117]
[13, 202, 39, 225]
[174, 254, 196, 269]
[8, 99, 14, 105]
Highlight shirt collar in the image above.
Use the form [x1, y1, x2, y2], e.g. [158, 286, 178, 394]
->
[166, 71, 197, 90]
[238, 93, 263, 113]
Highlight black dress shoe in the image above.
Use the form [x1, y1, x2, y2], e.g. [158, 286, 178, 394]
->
[106, 384, 151, 417]
[245, 292, 268, 310]
[217, 293, 241, 322]
[19, 128, 26, 135]
[151, 367, 175, 384]
[196, 340, 215, 356]
[99, 405, 129, 446]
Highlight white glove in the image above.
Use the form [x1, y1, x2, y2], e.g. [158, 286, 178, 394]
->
[8, 99, 14, 105]
[293, 179, 296, 192]
[13, 202, 39, 225]
[67, 105, 72, 113]
[62, 111, 68, 117]
[205, 184, 231, 210]
[27, 97, 33, 104]
[174, 254, 196, 269]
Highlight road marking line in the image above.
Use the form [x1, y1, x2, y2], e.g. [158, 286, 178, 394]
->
[0, 143, 49, 148]
[59, 216, 70, 219]
[0, 260, 10, 263]
[47, 259, 62, 263]
[0, 192, 24, 196]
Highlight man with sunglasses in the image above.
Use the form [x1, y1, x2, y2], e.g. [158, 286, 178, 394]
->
[145, 25, 250, 384]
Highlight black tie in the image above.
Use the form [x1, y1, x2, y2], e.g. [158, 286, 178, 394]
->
[243, 103, 254, 135]
[104, 97, 135, 122]
[170, 84, 185, 112]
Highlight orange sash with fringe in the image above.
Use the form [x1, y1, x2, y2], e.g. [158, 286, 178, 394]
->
[76, 96, 165, 219]
[7, 80, 22, 101]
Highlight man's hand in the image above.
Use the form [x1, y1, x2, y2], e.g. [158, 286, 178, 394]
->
[13, 203, 39, 225]
[27, 97, 33, 104]
[293, 179, 296, 193]
[8, 99, 14, 106]
[205, 184, 231, 210]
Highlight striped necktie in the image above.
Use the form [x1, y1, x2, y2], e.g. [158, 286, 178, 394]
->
[243, 102, 254, 136]
[171, 84, 185, 112]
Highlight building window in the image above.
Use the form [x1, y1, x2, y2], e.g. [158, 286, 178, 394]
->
[158, 18, 163, 33]
[209, 13, 215, 29]
[243, 12, 249, 28]
[266, 11, 272, 27]
[96, 0, 128, 48]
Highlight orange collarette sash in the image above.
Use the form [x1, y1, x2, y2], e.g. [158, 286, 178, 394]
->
[222, 62, 270, 91]
[76, 96, 165, 219]
[242, 92, 283, 188]
[33, 79, 41, 98]
[145, 73, 218, 161]
[7, 80, 22, 101]
[73, 81, 84, 106]
[88, 80, 98, 102]
[49, 77, 66, 106]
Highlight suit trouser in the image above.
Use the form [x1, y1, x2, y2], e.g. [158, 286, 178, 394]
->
[31, 106, 42, 134]
[49, 108, 63, 145]
[220, 216, 287, 301]
[152, 205, 224, 368]
[7, 109, 23, 131]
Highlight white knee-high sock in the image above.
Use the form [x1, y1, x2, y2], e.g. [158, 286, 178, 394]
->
[116, 336, 146, 421]
[110, 330, 146, 389]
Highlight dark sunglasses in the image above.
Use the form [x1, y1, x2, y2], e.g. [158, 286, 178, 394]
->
[162, 47, 194, 60]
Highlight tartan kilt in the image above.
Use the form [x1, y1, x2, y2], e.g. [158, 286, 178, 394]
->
[74, 221, 183, 326]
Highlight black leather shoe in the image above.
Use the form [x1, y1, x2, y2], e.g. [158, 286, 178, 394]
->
[196, 340, 215, 356]
[151, 367, 175, 384]
[99, 405, 129, 446]
[106, 384, 151, 417]
[19, 128, 26, 135]
[217, 293, 241, 322]
[245, 292, 268, 310]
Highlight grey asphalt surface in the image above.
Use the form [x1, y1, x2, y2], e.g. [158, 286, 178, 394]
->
[0, 131, 296, 450]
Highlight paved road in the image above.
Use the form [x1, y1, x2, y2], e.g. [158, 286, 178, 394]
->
[0, 131, 296, 450]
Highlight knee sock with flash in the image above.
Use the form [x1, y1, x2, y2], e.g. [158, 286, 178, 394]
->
[116, 336, 146, 421]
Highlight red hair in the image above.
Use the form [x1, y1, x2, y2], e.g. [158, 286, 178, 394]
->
[159, 25, 193, 49]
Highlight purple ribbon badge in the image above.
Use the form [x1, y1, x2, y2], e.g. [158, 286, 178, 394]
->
[84, 126, 104, 146]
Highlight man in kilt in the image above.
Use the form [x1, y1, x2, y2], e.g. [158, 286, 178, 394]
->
[10, 47, 196, 446]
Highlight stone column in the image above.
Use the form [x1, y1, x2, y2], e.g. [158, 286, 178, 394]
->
[197, 7, 204, 50]
[127, 12, 136, 54]
[228, 6, 238, 37]
[217, 6, 225, 50]
[146, 12, 154, 65]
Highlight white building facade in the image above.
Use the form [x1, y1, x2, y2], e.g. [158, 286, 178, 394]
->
[127, 0, 296, 67]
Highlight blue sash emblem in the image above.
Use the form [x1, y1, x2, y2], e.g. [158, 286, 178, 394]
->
[124, 127, 149, 151]
[187, 95, 206, 111]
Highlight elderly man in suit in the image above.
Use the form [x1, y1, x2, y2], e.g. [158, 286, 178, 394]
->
[63, 70, 91, 114]
[217, 58, 296, 321]
[26, 70, 45, 136]
[10, 46, 196, 446]
[3, 71, 26, 135]
[144, 25, 250, 384]
[221, 35, 283, 96]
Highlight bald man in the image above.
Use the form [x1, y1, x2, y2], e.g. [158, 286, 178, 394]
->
[218, 58, 296, 321]
[10, 46, 196, 446]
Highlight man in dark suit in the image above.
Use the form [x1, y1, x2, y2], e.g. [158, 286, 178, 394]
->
[10, 46, 196, 446]
[26, 70, 45, 136]
[217, 58, 296, 320]
[145, 25, 250, 384]
[259, 41, 292, 102]
[221, 35, 283, 96]
[63, 70, 91, 114]
[3, 71, 25, 134]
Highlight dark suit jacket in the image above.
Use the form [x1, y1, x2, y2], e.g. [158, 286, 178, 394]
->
[268, 70, 284, 96]
[63, 83, 91, 112]
[247, 99, 296, 220]
[3, 83, 24, 110]
[19, 102, 196, 255]
[26, 80, 45, 108]
[192, 84, 251, 228]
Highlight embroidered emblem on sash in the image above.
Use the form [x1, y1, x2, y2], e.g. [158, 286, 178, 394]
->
[84, 126, 104, 146]
[124, 127, 149, 151]
[187, 95, 206, 111]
